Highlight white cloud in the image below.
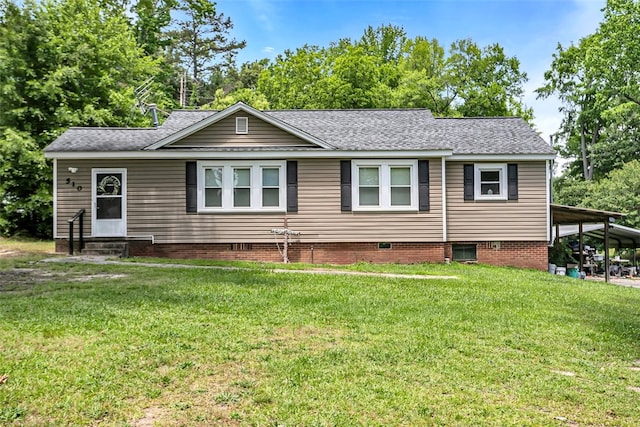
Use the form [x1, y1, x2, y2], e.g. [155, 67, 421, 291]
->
[262, 46, 275, 57]
[249, 0, 276, 32]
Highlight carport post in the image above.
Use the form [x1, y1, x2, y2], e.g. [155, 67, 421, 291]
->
[578, 222, 584, 272]
[604, 220, 610, 283]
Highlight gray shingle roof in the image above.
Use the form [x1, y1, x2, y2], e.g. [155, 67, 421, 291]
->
[45, 107, 555, 155]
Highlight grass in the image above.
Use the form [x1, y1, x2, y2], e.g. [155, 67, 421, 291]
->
[0, 236, 55, 257]
[1, 254, 640, 426]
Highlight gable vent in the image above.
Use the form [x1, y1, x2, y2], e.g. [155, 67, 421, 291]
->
[236, 117, 248, 134]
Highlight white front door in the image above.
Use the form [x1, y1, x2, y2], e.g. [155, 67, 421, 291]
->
[92, 168, 127, 237]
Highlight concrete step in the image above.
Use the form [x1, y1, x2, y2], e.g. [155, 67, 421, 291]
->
[84, 241, 128, 250]
[81, 241, 128, 257]
[81, 249, 127, 257]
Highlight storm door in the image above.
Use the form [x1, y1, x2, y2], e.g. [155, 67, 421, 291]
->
[92, 168, 127, 237]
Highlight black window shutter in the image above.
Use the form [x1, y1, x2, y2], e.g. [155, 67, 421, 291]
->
[463, 164, 474, 201]
[287, 160, 298, 212]
[418, 160, 430, 211]
[340, 160, 352, 211]
[186, 161, 197, 213]
[507, 163, 518, 200]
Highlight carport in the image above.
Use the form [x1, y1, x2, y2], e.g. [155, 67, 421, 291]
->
[551, 204, 626, 283]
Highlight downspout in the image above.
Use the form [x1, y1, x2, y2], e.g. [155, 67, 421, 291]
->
[441, 157, 447, 243]
[547, 159, 552, 244]
[53, 158, 58, 239]
[547, 135, 554, 245]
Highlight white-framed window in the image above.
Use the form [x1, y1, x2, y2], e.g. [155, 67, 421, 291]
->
[474, 163, 507, 200]
[352, 160, 418, 211]
[236, 117, 248, 134]
[197, 161, 285, 212]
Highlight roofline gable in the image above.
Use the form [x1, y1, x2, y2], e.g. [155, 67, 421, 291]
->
[144, 102, 336, 151]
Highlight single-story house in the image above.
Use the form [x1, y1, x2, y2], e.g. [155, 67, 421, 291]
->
[44, 102, 556, 269]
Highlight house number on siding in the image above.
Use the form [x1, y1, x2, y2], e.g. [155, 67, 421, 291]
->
[65, 177, 83, 191]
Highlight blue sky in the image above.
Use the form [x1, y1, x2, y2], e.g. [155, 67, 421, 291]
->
[217, 0, 606, 141]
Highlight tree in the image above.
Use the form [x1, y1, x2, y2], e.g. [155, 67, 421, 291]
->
[537, 38, 605, 180]
[132, 0, 176, 56]
[0, 129, 51, 237]
[257, 25, 531, 117]
[537, 0, 640, 180]
[167, 0, 245, 106]
[447, 40, 531, 119]
[257, 45, 327, 109]
[207, 88, 269, 110]
[584, 160, 640, 228]
[0, 0, 159, 237]
[395, 36, 448, 112]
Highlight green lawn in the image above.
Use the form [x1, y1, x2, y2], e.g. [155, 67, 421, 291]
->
[1, 256, 639, 426]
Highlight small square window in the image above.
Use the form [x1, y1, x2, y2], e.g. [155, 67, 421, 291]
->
[474, 164, 507, 200]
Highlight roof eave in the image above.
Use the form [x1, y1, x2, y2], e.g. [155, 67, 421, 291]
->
[448, 153, 556, 161]
[44, 148, 454, 160]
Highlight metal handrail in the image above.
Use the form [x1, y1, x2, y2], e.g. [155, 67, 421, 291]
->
[67, 208, 86, 255]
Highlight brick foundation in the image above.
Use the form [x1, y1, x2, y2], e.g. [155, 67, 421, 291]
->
[56, 239, 548, 270]
[444, 241, 548, 270]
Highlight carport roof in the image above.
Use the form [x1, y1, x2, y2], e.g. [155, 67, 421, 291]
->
[551, 204, 625, 224]
[557, 223, 640, 249]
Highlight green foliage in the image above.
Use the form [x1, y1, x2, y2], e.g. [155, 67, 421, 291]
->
[585, 160, 640, 228]
[132, 0, 176, 56]
[552, 174, 595, 207]
[538, 0, 640, 181]
[548, 239, 575, 266]
[207, 88, 269, 110]
[0, 129, 51, 237]
[256, 25, 531, 118]
[166, 0, 245, 106]
[539, 0, 640, 228]
[0, 0, 160, 237]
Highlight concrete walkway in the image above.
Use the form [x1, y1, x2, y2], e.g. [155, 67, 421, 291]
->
[40, 256, 458, 281]
[584, 275, 640, 289]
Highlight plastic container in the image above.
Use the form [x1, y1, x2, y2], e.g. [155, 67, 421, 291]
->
[567, 268, 579, 278]
[556, 267, 566, 276]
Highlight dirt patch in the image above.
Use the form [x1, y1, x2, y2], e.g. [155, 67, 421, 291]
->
[551, 370, 576, 377]
[0, 248, 21, 258]
[134, 406, 168, 427]
[0, 268, 128, 291]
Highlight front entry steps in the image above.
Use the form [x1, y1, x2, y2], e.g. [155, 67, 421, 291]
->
[81, 241, 129, 258]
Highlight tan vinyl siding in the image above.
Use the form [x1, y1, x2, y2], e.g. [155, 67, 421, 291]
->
[290, 159, 442, 242]
[56, 159, 444, 243]
[170, 112, 317, 148]
[446, 161, 548, 241]
[56, 161, 93, 238]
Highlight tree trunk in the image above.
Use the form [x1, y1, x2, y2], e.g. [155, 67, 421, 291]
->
[580, 123, 594, 181]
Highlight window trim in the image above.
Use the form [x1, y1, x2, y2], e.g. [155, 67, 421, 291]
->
[197, 160, 286, 213]
[474, 163, 507, 201]
[351, 160, 418, 211]
[236, 117, 248, 134]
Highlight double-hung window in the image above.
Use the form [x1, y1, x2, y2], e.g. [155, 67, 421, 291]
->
[474, 164, 507, 200]
[198, 161, 286, 212]
[352, 160, 418, 210]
